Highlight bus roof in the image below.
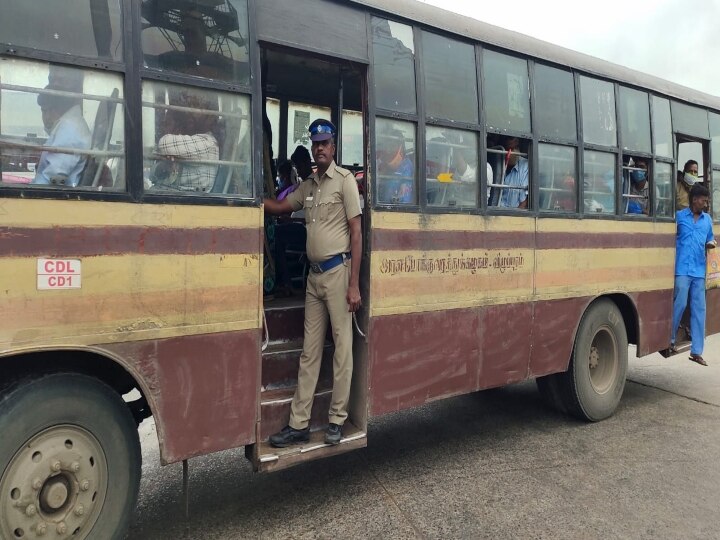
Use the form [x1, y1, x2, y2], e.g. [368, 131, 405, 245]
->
[350, 0, 720, 113]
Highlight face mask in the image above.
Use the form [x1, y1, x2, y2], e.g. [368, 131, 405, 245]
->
[684, 173, 698, 186]
[630, 170, 646, 183]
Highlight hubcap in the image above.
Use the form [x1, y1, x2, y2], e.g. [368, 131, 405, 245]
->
[1, 426, 108, 539]
[588, 325, 619, 394]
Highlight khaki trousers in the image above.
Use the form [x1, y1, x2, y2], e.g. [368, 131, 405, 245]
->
[289, 262, 353, 429]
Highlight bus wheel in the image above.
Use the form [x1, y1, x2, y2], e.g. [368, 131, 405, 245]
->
[562, 299, 628, 421]
[0, 373, 141, 540]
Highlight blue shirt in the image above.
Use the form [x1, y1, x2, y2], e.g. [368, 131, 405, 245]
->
[499, 157, 529, 208]
[675, 207, 715, 278]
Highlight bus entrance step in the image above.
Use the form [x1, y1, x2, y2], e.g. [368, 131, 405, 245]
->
[254, 421, 367, 473]
[260, 386, 333, 441]
[264, 297, 306, 343]
[261, 339, 333, 391]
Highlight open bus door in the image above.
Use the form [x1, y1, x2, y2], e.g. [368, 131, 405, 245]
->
[248, 46, 370, 472]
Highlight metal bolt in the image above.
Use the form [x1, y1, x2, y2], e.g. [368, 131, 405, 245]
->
[50, 460, 62, 472]
[25, 504, 37, 516]
[56, 522, 67, 535]
[70, 462, 80, 473]
[36, 522, 47, 536]
[80, 480, 90, 491]
[74, 504, 85, 516]
[32, 478, 43, 490]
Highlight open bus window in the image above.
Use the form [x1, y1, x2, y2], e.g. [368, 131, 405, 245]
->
[534, 64, 576, 141]
[376, 118, 416, 205]
[539, 144, 577, 213]
[0, 0, 123, 61]
[483, 50, 530, 134]
[583, 150, 616, 214]
[580, 76, 617, 148]
[0, 58, 125, 190]
[425, 126, 478, 208]
[141, 0, 250, 84]
[652, 96, 673, 159]
[421, 31, 478, 124]
[619, 87, 651, 154]
[371, 17, 417, 115]
[655, 161, 674, 218]
[622, 156, 651, 216]
[486, 134, 530, 210]
[142, 81, 251, 197]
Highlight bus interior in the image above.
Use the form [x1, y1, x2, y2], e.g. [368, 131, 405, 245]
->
[254, 46, 369, 469]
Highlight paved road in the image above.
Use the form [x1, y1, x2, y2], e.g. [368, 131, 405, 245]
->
[128, 335, 720, 539]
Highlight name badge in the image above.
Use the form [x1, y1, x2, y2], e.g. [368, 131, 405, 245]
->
[306, 196, 314, 201]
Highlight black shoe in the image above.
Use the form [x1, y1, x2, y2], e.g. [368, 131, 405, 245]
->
[269, 425, 310, 448]
[325, 423, 342, 445]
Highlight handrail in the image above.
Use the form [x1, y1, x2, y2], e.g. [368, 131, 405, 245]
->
[0, 83, 124, 104]
[261, 310, 269, 352]
[0, 138, 123, 158]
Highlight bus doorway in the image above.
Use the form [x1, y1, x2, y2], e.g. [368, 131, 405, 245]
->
[252, 46, 369, 471]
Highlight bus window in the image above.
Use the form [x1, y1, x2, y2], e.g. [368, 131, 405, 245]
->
[619, 87, 651, 153]
[0, 0, 122, 61]
[538, 144, 577, 213]
[677, 142, 704, 180]
[371, 17, 417, 114]
[655, 161, 674, 218]
[286, 102, 331, 159]
[425, 126, 478, 208]
[421, 31, 478, 123]
[580, 76, 617, 148]
[341, 110, 364, 168]
[486, 134, 530, 210]
[266, 98, 281, 163]
[376, 118, 416, 205]
[141, 0, 250, 84]
[142, 81, 251, 196]
[622, 156, 651, 216]
[534, 64, 576, 141]
[672, 102, 710, 139]
[0, 58, 125, 190]
[483, 50, 530, 134]
[583, 150, 616, 214]
[710, 113, 720, 165]
[652, 96, 674, 159]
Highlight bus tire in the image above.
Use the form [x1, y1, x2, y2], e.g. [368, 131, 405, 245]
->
[536, 373, 568, 414]
[0, 372, 141, 540]
[561, 299, 628, 421]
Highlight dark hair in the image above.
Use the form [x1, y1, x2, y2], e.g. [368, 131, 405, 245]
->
[290, 145, 311, 165]
[37, 89, 78, 115]
[277, 160, 293, 177]
[684, 159, 699, 173]
[689, 182, 709, 201]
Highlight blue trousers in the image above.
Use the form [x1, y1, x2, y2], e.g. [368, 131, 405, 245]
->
[671, 275, 706, 355]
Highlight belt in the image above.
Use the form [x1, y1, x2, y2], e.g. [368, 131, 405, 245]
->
[309, 252, 350, 274]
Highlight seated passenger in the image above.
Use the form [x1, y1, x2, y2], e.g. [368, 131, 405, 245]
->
[291, 145, 313, 181]
[155, 93, 220, 191]
[497, 137, 529, 209]
[626, 159, 649, 215]
[276, 159, 299, 200]
[32, 85, 91, 187]
[377, 130, 414, 204]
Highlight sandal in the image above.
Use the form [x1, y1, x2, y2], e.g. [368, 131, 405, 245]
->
[689, 354, 708, 366]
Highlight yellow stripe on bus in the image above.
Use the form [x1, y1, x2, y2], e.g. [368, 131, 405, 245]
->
[536, 218, 675, 235]
[371, 211, 534, 232]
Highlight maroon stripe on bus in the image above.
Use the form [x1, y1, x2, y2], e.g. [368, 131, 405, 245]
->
[0, 226, 261, 257]
[371, 229, 674, 251]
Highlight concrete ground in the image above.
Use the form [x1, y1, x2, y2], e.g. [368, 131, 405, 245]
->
[127, 335, 720, 539]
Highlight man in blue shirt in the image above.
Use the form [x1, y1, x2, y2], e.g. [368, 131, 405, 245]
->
[671, 183, 716, 365]
[497, 137, 528, 209]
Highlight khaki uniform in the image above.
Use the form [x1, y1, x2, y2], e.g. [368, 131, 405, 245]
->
[676, 181, 690, 211]
[285, 162, 362, 428]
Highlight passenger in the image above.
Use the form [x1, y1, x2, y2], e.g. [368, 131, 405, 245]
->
[676, 159, 699, 211]
[377, 129, 414, 204]
[155, 93, 220, 192]
[276, 159, 299, 200]
[32, 84, 91, 187]
[626, 159, 649, 215]
[291, 145, 314, 181]
[670, 183, 716, 366]
[264, 119, 362, 446]
[497, 137, 529, 209]
[273, 159, 306, 296]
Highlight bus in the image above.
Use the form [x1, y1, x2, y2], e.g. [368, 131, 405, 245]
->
[1, 0, 719, 537]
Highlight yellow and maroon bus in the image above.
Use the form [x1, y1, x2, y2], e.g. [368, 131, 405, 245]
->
[2, 0, 720, 537]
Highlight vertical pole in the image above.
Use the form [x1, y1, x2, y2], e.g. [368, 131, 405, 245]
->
[337, 71, 345, 166]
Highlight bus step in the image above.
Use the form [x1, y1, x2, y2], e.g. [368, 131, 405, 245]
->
[264, 298, 306, 343]
[254, 421, 367, 473]
[659, 342, 691, 358]
[261, 339, 333, 391]
[260, 386, 333, 440]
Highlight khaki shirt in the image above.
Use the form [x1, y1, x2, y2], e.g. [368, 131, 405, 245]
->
[286, 161, 362, 263]
[676, 181, 689, 211]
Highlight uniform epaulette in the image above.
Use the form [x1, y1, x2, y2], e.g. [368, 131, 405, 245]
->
[335, 165, 354, 178]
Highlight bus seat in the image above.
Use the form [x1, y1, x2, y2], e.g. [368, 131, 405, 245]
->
[79, 88, 119, 188]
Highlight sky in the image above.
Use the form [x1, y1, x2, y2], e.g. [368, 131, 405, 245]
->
[418, 0, 720, 97]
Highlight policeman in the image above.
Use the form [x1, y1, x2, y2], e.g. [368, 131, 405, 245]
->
[264, 119, 362, 446]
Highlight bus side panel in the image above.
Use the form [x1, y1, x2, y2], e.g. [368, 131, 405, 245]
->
[706, 288, 720, 336]
[633, 289, 673, 356]
[103, 330, 260, 464]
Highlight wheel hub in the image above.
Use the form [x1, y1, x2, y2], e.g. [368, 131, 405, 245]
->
[588, 326, 619, 395]
[1, 426, 108, 540]
[589, 346, 600, 370]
